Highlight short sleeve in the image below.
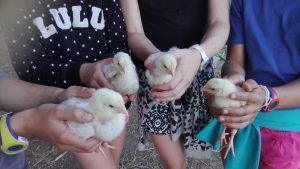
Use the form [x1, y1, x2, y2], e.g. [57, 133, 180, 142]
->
[227, 0, 244, 45]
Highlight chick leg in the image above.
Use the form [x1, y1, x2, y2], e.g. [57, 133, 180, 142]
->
[223, 129, 238, 159]
[220, 126, 229, 148]
[98, 142, 116, 157]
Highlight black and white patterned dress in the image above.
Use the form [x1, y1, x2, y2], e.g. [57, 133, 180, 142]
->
[137, 59, 214, 159]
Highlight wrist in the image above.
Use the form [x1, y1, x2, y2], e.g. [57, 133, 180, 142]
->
[189, 44, 209, 69]
[189, 48, 202, 63]
[53, 88, 64, 104]
[79, 63, 90, 85]
[260, 86, 280, 112]
[10, 109, 34, 139]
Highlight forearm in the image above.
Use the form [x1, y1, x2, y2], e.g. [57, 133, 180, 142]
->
[222, 45, 245, 78]
[200, 0, 229, 57]
[200, 21, 230, 57]
[275, 79, 300, 109]
[10, 108, 34, 138]
[128, 32, 160, 61]
[0, 78, 63, 112]
[221, 59, 245, 77]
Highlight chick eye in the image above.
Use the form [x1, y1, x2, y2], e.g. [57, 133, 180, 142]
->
[109, 105, 115, 108]
[163, 65, 168, 69]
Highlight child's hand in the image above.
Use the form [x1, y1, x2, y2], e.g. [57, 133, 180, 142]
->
[203, 73, 245, 119]
[56, 86, 96, 103]
[218, 79, 266, 129]
[11, 104, 102, 153]
[144, 51, 165, 70]
[80, 58, 115, 89]
[223, 73, 245, 86]
[150, 48, 202, 102]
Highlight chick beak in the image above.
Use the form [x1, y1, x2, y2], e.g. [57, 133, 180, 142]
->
[201, 85, 209, 92]
[121, 108, 129, 124]
[120, 66, 126, 74]
[168, 69, 175, 76]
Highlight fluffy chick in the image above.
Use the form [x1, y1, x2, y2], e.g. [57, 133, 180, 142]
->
[202, 78, 246, 159]
[145, 53, 177, 86]
[61, 88, 129, 156]
[103, 52, 139, 95]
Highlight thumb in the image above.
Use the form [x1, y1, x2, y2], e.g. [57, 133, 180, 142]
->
[223, 74, 245, 85]
[144, 58, 156, 69]
[57, 106, 94, 123]
[242, 79, 259, 92]
[144, 52, 162, 68]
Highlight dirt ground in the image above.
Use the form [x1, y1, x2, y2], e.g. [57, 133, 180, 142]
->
[0, 27, 223, 169]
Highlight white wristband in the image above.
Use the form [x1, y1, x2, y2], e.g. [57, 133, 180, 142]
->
[260, 85, 270, 108]
[190, 44, 209, 68]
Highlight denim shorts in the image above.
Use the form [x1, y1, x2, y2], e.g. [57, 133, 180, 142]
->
[0, 152, 31, 169]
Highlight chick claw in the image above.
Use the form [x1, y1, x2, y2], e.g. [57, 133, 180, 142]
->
[221, 129, 237, 159]
[220, 127, 229, 147]
[98, 142, 116, 157]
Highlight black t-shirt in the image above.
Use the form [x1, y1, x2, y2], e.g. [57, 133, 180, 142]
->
[135, 0, 208, 67]
[0, 0, 128, 88]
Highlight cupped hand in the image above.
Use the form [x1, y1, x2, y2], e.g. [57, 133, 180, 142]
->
[218, 79, 266, 129]
[80, 58, 115, 89]
[12, 104, 102, 153]
[56, 86, 96, 103]
[148, 48, 202, 102]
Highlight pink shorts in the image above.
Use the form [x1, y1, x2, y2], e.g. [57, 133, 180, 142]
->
[259, 127, 300, 169]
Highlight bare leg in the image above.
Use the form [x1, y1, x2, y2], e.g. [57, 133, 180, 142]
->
[109, 128, 127, 166]
[151, 134, 186, 169]
[74, 128, 127, 169]
[74, 150, 117, 169]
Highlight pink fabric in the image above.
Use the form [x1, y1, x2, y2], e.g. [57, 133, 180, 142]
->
[259, 127, 300, 169]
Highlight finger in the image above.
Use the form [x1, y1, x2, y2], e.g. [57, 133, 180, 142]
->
[123, 96, 129, 103]
[77, 87, 96, 98]
[152, 78, 185, 100]
[230, 91, 260, 104]
[158, 84, 186, 102]
[90, 80, 101, 89]
[59, 132, 97, 152]
[68, 86, 96, 98]
[86, 138, 102, 151]
[57, 145, 91, 153]
[96, 72, 115, 90]
[208, 106, 223, 118]
[242, 79, 259, 92]
[56, 106, 94, 122]
[102, 58, 114, 64]
[223, 74, 244, 85]
[152, 72, 183, 92]
[223, 122, 251, 130]
[144, 52, 162, 68]
[219, 113, 255, 123]
[128, 94, 137, 101]
[220, 105, 258, 116]
[203, 91, 215, 102]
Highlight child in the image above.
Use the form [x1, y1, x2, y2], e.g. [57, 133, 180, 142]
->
[1, 0, 130, 168]
[198, 0, 300, 168]
[120, 0, 229, 168]
[0, 71, 100, 169]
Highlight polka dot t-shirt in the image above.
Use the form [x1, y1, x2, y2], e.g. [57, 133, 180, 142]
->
[1, 0, 128, 88]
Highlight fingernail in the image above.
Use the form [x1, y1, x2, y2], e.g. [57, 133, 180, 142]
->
[219, 117, 225, 122]
[223, 109, 228, 114]
[83, 113, 93, 121]
[230, 94, 236, 99]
